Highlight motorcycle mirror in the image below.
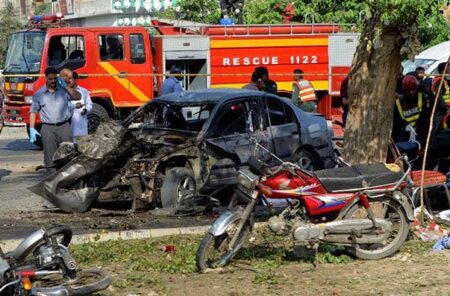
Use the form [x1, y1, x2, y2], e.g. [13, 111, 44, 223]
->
[247, 156, 266, 175]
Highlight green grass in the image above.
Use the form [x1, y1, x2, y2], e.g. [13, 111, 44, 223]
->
[70, 230, 432, 290]
[70, 235, 201, 274]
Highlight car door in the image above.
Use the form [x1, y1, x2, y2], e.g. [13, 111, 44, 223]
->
[205, 96, 269, 164]
[263, 95, 300, 159]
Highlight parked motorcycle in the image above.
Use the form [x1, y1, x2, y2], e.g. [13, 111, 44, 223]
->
[0, 225, 111, 295]
[196, 150, 415, 271]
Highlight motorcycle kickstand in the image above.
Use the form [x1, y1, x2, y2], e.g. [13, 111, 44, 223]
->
[311, 241, 319, 269]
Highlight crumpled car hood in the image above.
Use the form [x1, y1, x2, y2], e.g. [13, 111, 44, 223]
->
[28, 121, 199, 213]
[28, 120, 130, 213]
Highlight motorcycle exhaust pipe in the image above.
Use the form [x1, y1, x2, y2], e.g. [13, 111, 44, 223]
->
[293, 219, 391, 243]
[33, 286, 70, 296]
[19, 270, 62, 277]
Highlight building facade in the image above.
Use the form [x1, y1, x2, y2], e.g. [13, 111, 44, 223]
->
[54, 0, 177, 27]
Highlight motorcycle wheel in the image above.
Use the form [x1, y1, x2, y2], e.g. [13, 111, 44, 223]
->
[32, 269, 112, 296]
[343, 197, 409, 260]
[11, 225, 72, 262]
[196, 207, 251, 271]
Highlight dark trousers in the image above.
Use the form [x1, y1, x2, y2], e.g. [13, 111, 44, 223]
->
[41, 122, 72, 174]
[426, 130, 450, 174]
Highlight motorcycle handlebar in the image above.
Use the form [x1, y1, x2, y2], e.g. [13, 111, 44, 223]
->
[265, 161, 302, 177]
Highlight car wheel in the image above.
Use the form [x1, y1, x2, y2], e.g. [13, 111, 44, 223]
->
[88, 103, 110, 134]
[292, 149, 319, 171]
[160, 167, 197, 208]
[27, 123, 43, 149]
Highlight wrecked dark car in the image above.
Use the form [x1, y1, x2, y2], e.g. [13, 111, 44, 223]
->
[30, 89, 336, 212]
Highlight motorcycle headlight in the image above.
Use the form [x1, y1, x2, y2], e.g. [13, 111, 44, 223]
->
[238, 169, 258, 190]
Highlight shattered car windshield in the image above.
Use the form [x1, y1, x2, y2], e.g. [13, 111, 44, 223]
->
[4, 31, 45, 74]
[131, 101, 216, 132]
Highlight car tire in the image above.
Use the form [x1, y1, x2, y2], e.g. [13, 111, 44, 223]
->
[292, 149, 320, 171]
[27, 123, 43, 149]
[160, 167, 197, 208]
[88, 103, 110, 134]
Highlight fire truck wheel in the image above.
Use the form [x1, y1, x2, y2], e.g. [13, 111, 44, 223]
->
[27, 124, 43, 149]
[88, 103, 110, 134]
[160, 167, 197, 208]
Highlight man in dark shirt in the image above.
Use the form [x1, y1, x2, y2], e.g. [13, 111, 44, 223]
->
[406, 66, 432, 92]
[254, 66, 278, 94]
[242, 72, 265, 91]
[30, 67, 82, 173]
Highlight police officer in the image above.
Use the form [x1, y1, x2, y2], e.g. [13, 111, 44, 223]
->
[29, 67, 82, 174]
[160, 66, 183, 95]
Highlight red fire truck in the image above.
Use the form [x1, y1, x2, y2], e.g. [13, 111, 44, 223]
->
[1, 15, 358, 144]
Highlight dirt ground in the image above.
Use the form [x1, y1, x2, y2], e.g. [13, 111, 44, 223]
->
[153, 252, 450, 296]
[68, 233, 450, 296]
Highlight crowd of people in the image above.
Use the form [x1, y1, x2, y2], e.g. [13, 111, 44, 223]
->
[391, 63, 450, 173]
[35, 61, 449, 175]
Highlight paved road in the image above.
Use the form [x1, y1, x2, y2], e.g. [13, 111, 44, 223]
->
[0, 126, 46, 219]
[0, 126, 215, 240]
[0, 125, 42, 164]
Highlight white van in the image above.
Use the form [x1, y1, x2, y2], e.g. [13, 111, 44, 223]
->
[403, 41, 450, 75]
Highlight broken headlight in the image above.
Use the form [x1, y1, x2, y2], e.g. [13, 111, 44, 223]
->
[237, 168, 258, 191]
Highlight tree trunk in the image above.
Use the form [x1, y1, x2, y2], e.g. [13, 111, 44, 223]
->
[343, 11, 405, 164]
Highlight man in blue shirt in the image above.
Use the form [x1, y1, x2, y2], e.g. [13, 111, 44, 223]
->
[29, 67, 82, 173]
[160, 66, 183, 95]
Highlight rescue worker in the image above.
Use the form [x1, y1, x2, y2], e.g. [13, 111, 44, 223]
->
[161, 66, 183, 95]
[426, 113, 450, 174]
[291, 69, 317, 112]
[432, 62, 450, 107]
[220, 0, 244, 24]
[392, 75, 447, 146]
[242, 72, 264, 91]
[254, 66, 277, 94]
[29, 67, 82, 174]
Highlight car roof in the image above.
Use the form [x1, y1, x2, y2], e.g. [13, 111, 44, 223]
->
[416, 41, 450, 60]
[154, 88, 264, 105]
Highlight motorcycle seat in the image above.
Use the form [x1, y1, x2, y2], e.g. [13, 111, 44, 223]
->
[314, 163, 404, 192]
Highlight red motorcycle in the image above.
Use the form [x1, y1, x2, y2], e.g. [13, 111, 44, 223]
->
[196, 152, 415, 271]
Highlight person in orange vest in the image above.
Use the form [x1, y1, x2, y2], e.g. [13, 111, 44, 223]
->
[291, 69, 317, 112]
[432, 62, 450, 107]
